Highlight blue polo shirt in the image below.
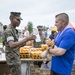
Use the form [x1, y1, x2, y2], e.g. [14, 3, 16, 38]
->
[51, 28, 75, 75]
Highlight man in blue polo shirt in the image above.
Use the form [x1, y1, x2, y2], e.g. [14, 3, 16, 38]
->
[48, 13, 75, 75]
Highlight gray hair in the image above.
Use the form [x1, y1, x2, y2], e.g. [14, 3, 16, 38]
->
[55, 13, 69, 25]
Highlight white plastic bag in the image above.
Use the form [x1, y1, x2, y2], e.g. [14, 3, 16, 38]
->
[41, 50, 48, 58]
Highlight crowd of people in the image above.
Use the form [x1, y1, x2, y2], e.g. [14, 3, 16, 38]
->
[2, 12, 75, 75]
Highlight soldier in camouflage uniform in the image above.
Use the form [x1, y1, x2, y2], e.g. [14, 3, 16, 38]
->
[2, 12, 36, 75]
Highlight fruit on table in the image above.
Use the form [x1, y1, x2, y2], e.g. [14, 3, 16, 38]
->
[19, 46, 30, 53]
[41, 44, 48, 50]
[26, 40, 33, 46]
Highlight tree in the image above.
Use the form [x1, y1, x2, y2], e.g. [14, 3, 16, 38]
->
[27, 21, 33, 34]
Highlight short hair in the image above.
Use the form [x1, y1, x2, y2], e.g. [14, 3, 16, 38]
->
[9, 14, 14, 20]
[55, 13, 69, 24]
[3, 25, 7, 30]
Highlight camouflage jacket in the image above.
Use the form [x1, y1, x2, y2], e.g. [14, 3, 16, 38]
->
[2, 24, 20, 65]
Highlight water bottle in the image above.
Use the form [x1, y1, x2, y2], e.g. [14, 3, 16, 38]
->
[0, 50, 2, 58]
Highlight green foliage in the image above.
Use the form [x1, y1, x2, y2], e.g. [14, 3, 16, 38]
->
[0, 37, 2, 43]
[27, 21, 33, 34]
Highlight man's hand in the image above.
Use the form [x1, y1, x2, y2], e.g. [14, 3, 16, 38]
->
[46, 39, 51, 46]
[27, 34, 36, 40]
[46, 40, 54, 47]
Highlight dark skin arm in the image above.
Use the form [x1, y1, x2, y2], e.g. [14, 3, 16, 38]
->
[8, 34, 36, 48]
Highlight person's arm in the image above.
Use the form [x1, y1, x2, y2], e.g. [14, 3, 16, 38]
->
[48, 47, 66, 56]
[8, 34, 36, 48]
[48, 30, 75, 56]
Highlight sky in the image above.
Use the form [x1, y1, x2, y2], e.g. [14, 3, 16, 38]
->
[0, 0, 75, 30]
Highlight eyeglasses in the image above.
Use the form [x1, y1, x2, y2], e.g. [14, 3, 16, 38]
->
[38, 29, 42, 31]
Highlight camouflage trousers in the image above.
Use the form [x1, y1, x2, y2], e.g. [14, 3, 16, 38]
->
[6, 56, 21, 75]
[8, 63, 21, 75]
